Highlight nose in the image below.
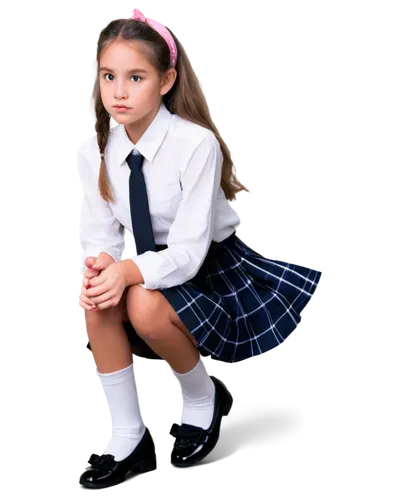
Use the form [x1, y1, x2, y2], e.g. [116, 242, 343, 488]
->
[114, 80, 128, 100]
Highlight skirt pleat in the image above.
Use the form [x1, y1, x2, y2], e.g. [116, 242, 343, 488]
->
[86, 231, 322, 364]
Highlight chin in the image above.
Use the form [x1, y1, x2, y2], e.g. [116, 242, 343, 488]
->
[111, 114, 133, 124]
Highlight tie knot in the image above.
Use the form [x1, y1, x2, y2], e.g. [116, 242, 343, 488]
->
[126, 150, 144, 171]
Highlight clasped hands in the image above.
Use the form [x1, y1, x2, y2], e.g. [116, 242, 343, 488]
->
[79, 252, 127, 311]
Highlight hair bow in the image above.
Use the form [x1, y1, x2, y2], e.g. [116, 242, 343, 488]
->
[129, 8, 177, 68]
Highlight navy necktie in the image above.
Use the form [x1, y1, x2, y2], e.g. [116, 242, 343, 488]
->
[125, 150, 157, 255]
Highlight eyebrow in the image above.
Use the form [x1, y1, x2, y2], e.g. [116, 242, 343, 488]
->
[99, 67, 149, 74]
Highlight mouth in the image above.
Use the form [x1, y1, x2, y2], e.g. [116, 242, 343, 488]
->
[113, 106, 131, 112]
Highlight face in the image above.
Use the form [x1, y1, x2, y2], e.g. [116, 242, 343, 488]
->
[99, 40, 176, 136]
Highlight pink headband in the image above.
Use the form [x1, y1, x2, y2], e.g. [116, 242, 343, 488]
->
[130, 8, 177, 68]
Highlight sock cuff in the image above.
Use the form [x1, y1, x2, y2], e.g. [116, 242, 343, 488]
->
[171, 357, 202, 377]
[96, 362, 134, 382]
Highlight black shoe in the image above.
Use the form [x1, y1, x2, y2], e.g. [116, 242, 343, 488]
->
[79, 427, 157, 489]
[169, 375, 233, 467]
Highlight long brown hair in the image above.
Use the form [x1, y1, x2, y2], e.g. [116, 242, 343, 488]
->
[92, 18, 250, 203]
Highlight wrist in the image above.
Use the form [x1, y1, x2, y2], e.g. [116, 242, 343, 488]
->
[120, 259, 145, 287]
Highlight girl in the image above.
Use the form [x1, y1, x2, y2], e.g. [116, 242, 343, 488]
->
[77, 8, 322, 489]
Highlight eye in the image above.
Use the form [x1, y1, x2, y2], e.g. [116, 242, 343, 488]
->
[102, 73, 142, 83]
[131, 75, 142, 83]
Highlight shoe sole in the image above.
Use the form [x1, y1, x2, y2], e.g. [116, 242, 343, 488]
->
[169, 379, 234, 470]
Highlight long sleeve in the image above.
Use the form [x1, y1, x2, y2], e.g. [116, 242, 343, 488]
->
[77, 145, 125, 274]
[131, 132, 223, 290]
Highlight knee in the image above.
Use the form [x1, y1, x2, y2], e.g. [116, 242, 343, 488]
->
[126, 284, 163, 340]
[84, 303, 126, 334]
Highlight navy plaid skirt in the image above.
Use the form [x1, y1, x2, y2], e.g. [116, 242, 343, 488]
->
[86, 231, 322, 363]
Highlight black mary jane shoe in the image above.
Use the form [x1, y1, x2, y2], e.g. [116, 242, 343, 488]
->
[79, 427, 157, 489]
[169, 375, 233, 468]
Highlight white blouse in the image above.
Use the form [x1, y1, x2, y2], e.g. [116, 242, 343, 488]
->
[77, 101, 241, 290]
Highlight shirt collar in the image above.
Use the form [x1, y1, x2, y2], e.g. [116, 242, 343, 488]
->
[116, 101, 172, 166]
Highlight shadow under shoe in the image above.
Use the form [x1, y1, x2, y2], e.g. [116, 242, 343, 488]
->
[79, 427, 157, 489]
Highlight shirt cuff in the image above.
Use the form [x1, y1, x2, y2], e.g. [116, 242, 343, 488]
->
[130, 252, 165, 290]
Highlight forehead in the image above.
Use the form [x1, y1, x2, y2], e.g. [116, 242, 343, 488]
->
[100, 40, 151, 68]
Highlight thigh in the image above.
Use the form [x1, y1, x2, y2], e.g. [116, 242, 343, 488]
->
[125, 285, 163, 330]
[124, 285, 199, 347]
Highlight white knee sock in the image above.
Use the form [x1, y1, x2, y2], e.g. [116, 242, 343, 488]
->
[97, 362, 146, 462]
[171, 357, 216, 431]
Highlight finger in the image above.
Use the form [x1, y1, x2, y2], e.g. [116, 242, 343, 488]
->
[79, 293, 98, 310]
[80, 298, 97, 311]
[94, 252, 115, 271]
[92, 291, 119, 309]
[79, 286, 96, 307]
[90, 274, 106, 288]
[94, 296, 119, 310]
[83, 276, 96, 288]
[95, 263, 110, 272]
[81, 283, 92, 295]
[85, 283, 107, 298]
[84, 269, 99, 279]
[85, 257, 96, 267]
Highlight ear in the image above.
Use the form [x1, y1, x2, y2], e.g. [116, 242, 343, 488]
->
[161, 68, 177, 96]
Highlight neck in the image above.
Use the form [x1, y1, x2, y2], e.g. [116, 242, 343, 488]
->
[124, 101, 161, 145]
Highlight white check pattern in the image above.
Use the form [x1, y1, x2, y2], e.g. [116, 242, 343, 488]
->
[108, 232, 323, 363]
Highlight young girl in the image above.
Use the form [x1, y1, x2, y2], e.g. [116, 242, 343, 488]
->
[77, 8, 322, 489]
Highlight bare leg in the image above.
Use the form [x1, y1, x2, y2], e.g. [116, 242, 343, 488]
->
[83, 290, 148, 463]
[127, 286, 216, 431]
[127, 288, 201, 373]
[84, 288, 132, 372]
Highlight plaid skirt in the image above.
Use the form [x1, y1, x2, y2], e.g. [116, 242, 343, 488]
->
[86, 231, 322, 363]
